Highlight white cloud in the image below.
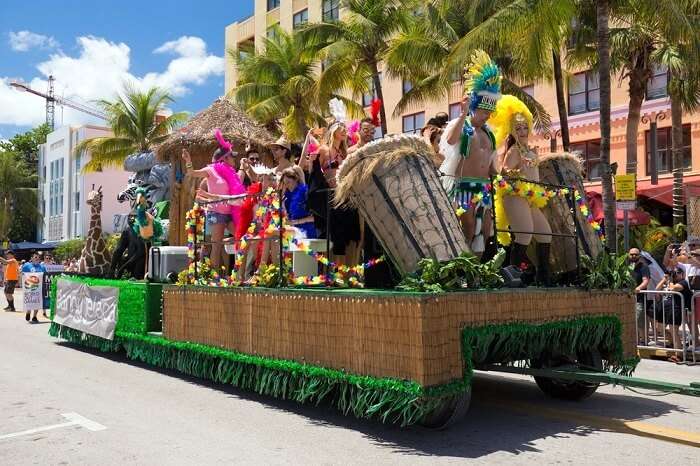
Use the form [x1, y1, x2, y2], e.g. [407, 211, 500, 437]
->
[9, 30, 59, 52]
[0, 35, 223, 129]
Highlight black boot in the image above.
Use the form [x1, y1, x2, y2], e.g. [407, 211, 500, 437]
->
[481, 238, 498, 263]
[510, 242, 530, 268]
[536, 242, 552, 287]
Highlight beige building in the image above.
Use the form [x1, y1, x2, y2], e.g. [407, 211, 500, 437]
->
[225, 1, 700, 216]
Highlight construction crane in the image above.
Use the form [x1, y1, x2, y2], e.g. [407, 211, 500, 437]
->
[10, 75, 107, 129]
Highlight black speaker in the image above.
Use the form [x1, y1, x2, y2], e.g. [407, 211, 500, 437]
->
[501, 265, 525, 288]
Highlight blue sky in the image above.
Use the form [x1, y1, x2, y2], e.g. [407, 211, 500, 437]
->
[0, 0, 254, 140]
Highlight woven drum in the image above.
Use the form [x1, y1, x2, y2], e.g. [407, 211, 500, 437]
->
[335, 135, 468, 275]
[538, 152, 603, 273]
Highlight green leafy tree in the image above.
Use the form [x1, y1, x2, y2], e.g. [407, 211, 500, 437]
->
[0, 123, 51, 169]
[75, 85, 187, 172]
[384, 0, 570, 133]
[233, 27, 362, 142]
[299, 0, 414, 135]
[0, 152, 40, 243]
[53, 238, 86, 261]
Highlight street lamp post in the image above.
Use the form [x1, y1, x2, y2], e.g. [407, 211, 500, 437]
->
[641, 112, 667, 186]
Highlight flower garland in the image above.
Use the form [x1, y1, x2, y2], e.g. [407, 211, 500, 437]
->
[455, 185, 492, 218]
[455, 175, 604, 243]
[182, 189, 383, 289]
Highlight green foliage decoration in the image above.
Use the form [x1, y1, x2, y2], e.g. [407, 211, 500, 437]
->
[397, 249, 505, 292]
[580, 251, 635, 291]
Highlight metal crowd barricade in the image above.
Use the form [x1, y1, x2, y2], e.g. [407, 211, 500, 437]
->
[688, 291, 700, 364]
[637, 290, 697, 364]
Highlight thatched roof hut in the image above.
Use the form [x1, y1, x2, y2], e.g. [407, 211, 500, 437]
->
[157, 97, 275, 162]
[162, 98, 276, 246]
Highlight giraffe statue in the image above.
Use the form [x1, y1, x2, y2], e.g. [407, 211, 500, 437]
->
[79, 186, 111, 276]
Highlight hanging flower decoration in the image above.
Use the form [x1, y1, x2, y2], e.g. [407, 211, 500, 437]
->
[457, 175, 605, 243]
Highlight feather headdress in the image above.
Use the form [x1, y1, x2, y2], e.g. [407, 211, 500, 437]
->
[487, 94, 533, 148]
[464, 50, 502, 113]
[214, 128, 233, 153]
[328, 98, 348, 123]
[251, 164, 275, 176]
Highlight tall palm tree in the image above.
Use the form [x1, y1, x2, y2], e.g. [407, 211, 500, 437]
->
[596, 0, 616, 248]
[384, 0, 557, 132]
[233, 27, 363, 142]
[299, 0, 413, 135]
[75, 85, 187, 172]
[0, 152, 39, 242]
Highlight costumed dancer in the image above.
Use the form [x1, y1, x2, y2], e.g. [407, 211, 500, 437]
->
[489, 95, 553, 285]
[440, 50, 501, 258]
[181, 129, 247, 270]
[320, 98, 361, 265]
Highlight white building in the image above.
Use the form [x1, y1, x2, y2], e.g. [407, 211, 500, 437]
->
[37, 125, 132, 242]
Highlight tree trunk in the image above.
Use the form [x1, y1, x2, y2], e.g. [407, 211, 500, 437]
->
[371, 62, 388, 136]
[552, 50, 570, 151]
[670, 84, 685, 229]
[625, 68, 646, 175]
[596, 0, 616, 250]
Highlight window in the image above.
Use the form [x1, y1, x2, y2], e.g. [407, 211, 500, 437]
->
[293, 9, 309, 28]
[568, 70, 600, 115]
[647, 64, 669, 100]
[521, 85, 534, 97]
[373, 126, 384, 140]
[267, 0, 280, 11]
[323, 0, 340, 21]
[645, 125, 692, 175]
[402, 80, 413, 95]
[402, 112, 425, 135]
[266, 25, 279, 40]
[569, 139, 602, 181]
[75, 151, 81, 172]
[362, 73, 382, 107]
[75, 192, 80, 211]
[448, 102, 462, 120]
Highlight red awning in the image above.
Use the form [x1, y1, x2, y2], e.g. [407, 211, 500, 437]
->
[585, 191, 651, 226]
[585, 175, 700, 207]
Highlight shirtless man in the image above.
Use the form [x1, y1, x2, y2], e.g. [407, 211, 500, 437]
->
[441, 95, 498, 256]
[439, 50, 501, 258]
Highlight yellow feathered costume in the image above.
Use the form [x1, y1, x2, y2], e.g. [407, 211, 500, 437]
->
[488, 95, 550, 246]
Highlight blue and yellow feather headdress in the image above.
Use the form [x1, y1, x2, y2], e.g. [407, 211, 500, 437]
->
[464, 50, 502, 113]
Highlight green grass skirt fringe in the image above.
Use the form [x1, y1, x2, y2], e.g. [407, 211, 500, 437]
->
[48, 322, 461, 426]
[462, 315, 639, 377]
[49, 315, 638, 426]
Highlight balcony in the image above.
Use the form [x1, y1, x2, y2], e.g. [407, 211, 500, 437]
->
[237, 16, 255, 42]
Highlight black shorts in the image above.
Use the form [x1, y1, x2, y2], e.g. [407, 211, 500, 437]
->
[4, 280, 17, 294]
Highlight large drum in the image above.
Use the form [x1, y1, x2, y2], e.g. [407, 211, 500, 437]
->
[538, 152, 603, 274]
[335, 135, 468, 275]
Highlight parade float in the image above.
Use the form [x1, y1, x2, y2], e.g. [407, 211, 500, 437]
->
[49, 132, 698, 430]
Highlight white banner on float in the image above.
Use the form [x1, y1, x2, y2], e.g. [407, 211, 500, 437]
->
[54, 279, 119, 340]
[22, 272, 43, 311]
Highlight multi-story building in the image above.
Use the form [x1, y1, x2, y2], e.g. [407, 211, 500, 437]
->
[37, 125, 132, 242]
[225, 1, 700, 214]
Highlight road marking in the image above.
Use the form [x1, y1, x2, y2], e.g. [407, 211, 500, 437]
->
[483, 399, 700, 448]
[0, 412, 106, 440]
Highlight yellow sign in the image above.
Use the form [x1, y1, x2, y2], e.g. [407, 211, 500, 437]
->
[615, 174, 636, 201]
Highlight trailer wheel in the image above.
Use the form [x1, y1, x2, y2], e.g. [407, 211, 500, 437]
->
[533, 350, 603, 401]
[419, 388, 471, 430]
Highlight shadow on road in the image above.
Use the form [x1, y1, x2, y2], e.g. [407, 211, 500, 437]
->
[54, 341, 689, 459]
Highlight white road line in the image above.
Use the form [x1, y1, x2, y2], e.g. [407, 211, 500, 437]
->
[0, 412, 106, 440]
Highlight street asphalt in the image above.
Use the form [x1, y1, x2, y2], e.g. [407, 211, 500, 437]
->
[1, 290, 699, 465]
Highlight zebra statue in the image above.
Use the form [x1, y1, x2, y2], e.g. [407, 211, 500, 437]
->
[117, 177, 152, 208]
[114, 178, 169, 240]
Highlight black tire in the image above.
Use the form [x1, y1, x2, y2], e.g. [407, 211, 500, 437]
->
[533, 349, 603, 401]
[419, 388, 471, 430]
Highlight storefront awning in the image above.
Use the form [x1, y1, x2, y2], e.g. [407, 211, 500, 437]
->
[585, 174, 700, 207]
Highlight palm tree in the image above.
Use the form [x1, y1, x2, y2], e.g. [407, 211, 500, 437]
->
[299, 0, 413, 135]
[596, 0, 616, 248]
[233, 27, 362, 142]
[0, 152, 39, 242]
[75, 85, 187, 172]
[383, 0, 556, 132]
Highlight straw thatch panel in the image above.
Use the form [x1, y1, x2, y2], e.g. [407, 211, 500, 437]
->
[158, 98, 275, 245]
[163, 287, 635, 387]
